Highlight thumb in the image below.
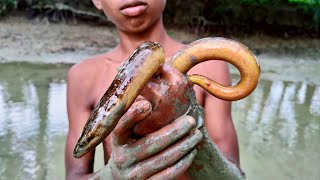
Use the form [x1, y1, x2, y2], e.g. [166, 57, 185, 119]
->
[112, 100, 151, 145]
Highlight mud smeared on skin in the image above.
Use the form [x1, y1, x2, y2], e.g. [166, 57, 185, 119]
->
[133, 64, 193, 136]
[186, 89, 245, 179]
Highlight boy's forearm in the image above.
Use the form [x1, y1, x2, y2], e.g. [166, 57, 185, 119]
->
[213, 118, 240, 167]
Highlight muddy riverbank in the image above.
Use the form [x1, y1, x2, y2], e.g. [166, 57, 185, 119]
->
[1, 16, 320, 61]
[1, 16, 320, 84]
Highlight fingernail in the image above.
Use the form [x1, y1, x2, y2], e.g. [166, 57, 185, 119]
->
[136, 100, 151, 113]
[190, 149, 197, 157]
[191, 129, 203, 143]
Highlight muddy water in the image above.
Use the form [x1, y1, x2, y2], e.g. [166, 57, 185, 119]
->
[0, 61, 319, 180]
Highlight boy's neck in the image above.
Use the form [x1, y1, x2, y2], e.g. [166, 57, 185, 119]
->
[115, 18, 178, 60]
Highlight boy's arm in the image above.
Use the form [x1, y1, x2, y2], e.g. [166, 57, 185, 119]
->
[199, 61, 240, 166]
[65, 65, 97, 180]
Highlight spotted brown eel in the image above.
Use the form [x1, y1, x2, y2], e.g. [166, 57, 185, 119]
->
[73, 42, 165, 158]
[73, 37, 260, 160]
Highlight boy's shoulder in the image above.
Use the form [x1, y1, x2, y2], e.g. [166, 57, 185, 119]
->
[66, 52, 118, 92]
[68, 53, 116, 79]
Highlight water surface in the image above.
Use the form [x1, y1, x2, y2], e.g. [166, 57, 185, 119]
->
[0, 62, 319, 180]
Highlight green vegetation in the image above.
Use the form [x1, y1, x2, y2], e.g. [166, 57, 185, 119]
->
[0, 0, 104, 21]
[0, 0, 319, 35]
[0, 0, 17, 15]
[164, 0, 320, 35]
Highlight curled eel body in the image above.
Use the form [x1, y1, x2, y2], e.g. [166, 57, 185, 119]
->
[73, 37, 260, 159]
[170, 37, 260, 101]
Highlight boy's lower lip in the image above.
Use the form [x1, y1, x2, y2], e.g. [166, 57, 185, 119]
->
[120, 4, 147, 17]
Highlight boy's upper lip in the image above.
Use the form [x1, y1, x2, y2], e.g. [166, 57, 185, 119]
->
[120, 0, 148, 17]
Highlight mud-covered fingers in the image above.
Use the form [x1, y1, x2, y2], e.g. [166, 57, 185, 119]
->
[147, 149, 197, 180]
[112, 100, 151, 145]
[122, 115, 198, 164]
[125, 129, 203, 179]
[112, 115, 197, 169]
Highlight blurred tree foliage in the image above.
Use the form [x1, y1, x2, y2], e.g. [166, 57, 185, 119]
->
[0, 0, 105, 22]
[164, 0, 320, 35]
[0, 0, 319, 35]
[0, 0, 18, 15]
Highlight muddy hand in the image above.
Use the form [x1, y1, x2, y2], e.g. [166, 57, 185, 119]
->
[133, 63, 194, 136]
[91, 100, 203, 180]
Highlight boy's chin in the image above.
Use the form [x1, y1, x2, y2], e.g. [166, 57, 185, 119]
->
[118, 17, 159, 34]
[121, 24, 151, 34]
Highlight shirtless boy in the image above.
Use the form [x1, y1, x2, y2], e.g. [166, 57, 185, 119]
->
[65, 0, 239, 179]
